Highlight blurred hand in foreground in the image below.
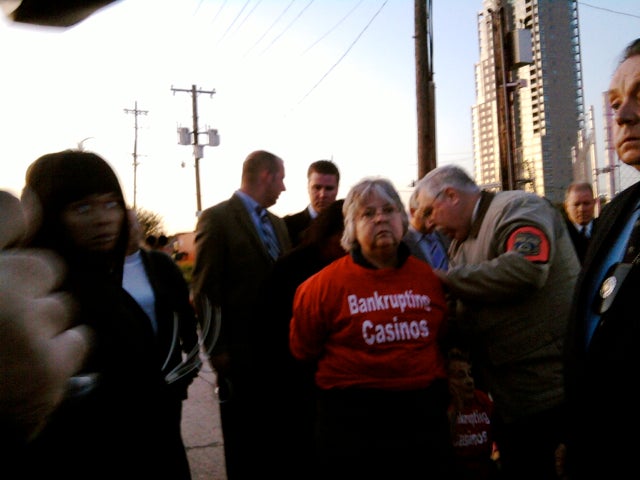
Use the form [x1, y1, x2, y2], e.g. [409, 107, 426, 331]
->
[0, 190, 92, 444]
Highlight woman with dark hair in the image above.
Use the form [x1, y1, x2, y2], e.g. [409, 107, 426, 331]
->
[19, 150, 192, 479]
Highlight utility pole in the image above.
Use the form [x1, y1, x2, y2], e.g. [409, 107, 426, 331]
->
[124, 101, 148, 209]
[415, 0, 436, 180]
[490, 4, 517, 191]
[172, 84, 217, 217]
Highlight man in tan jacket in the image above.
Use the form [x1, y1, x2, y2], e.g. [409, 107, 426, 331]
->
[415, 165, 579, 480]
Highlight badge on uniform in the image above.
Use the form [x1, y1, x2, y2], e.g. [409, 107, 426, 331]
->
[506, 226, 550, 263]
[595, 262, 632, 314]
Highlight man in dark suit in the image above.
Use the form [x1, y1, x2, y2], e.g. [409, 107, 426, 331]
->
[191, 150, 291, 480]
[284, 159, 340, 247]
[562, 38, 640, 479]
[563, 181, 597, 264]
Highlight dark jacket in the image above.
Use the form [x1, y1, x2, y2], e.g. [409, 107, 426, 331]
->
[565, 217, 597, 265]
[23, 266, 189, 479]
[284, 207, 313, 247]
[192, 193, 291, 359]
[564, 182, 640, 478]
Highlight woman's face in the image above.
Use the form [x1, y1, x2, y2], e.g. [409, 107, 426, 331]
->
[61, 193, 125, 252]
[355, 193, 404, 262]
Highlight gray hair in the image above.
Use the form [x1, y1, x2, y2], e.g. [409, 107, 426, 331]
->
[408, 187, 419, 211]
[341, 177, 409, 251]
[415, 164, 480, 198]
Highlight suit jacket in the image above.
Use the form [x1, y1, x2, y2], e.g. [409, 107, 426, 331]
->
[403, 227, 450, 268]
[563, 182, 640, 477]
[284, 207, 312, 247]
[565, 217, 597, 264]
[191, 193, 291, 360]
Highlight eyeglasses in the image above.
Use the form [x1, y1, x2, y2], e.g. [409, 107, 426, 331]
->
[358, 204, 399, 222]
[421, 190, 445, 219]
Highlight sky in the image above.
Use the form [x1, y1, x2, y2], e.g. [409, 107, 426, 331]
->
[1, 0, 639, 234]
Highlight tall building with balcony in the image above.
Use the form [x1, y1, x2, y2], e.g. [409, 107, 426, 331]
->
[472, 0, 584, 204]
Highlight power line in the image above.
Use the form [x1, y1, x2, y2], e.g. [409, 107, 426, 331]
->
[215, 0, 251, 46]
[228, 0, 263, 39]
[579, 2, 640, 19]
[209, 0, 229, 26]
[260, 0, 314, 56]
[297, 0, 388, 105]
[193, 0, 206, 16]
[301, 0, 364, 55]
[243, 0, 296, 58]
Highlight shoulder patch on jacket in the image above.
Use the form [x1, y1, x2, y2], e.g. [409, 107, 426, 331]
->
[505, 226, 549, 263]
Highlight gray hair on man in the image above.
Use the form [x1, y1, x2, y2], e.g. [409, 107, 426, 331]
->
[415, 164, 480, 198]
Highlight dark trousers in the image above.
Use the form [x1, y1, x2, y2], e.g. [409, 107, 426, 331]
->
[493, 404, 565, 480]
[253, 377, 318, 480]
[314, 380, 454, 480]
[216, 372, 262, 480]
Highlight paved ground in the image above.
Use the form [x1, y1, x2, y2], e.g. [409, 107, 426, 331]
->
[181, 354, 227, 480]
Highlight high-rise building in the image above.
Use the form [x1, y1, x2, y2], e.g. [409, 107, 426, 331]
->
[472, 0, 584, 204]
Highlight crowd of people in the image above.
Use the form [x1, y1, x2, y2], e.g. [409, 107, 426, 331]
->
[1, 7, 639, 478]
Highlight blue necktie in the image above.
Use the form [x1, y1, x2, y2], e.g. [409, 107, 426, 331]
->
[424, 234, 448, 270]
[256, 207, 281, 260]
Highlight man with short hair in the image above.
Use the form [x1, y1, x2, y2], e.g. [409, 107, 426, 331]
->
[284, 159, 340, 247]
[191, 149, 291, 480]
[563, 181, 597, 264]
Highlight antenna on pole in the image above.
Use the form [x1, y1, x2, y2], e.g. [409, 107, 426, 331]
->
[124, 101, 149, 209]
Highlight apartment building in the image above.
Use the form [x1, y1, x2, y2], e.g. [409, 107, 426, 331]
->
[472, 0, 584, 204]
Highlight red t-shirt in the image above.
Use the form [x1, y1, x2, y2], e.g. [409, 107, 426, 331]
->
[449, 389, 496, 478]
[290, 255, 448, 390]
